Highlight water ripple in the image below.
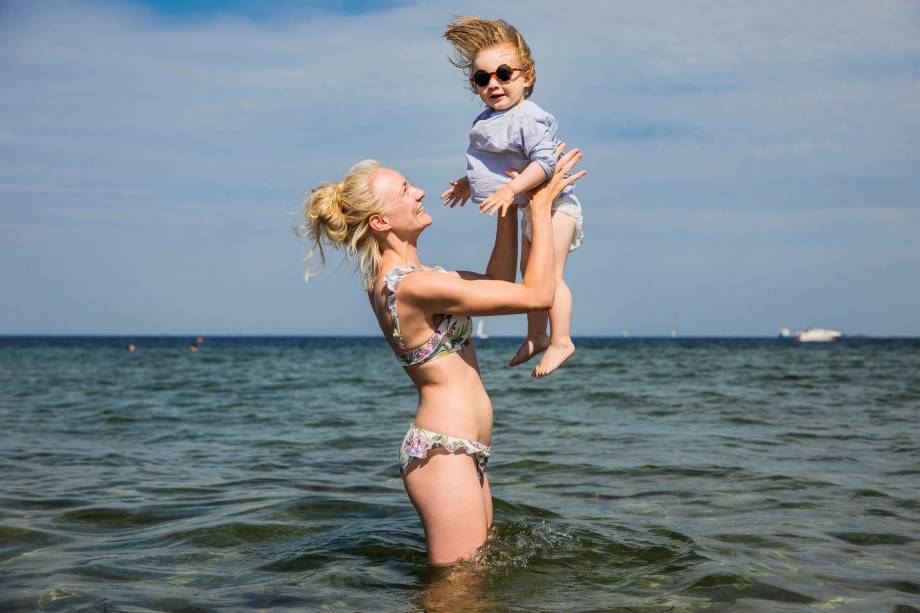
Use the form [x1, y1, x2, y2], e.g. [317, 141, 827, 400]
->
[1, 337, 918, 611]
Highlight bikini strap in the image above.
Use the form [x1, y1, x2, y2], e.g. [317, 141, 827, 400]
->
[383, 266, 418, 351]
[382, 265, 447, 352]
[383, 266, 415, 295]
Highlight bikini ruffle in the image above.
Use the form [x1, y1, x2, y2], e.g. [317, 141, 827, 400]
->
[399, 424, 490, 483]
[384, 265, 446, 293]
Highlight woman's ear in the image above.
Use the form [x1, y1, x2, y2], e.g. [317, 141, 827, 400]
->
[368, 213, 389, 232]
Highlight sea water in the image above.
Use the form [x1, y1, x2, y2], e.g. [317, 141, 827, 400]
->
[1, 336, 918, 612]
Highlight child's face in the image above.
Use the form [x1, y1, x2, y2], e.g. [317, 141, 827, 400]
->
[472, 44, 531, 111]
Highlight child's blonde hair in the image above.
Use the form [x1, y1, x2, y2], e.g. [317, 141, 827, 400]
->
[296, 160, 383, 290]
[443, 16, 536, 99]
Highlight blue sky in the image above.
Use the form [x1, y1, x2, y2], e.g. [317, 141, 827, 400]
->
[120, 0, 409, 20]
[1, 0, 918, 336]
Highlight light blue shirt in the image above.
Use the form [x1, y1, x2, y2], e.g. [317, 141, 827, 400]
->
[466, 99, 573, 206]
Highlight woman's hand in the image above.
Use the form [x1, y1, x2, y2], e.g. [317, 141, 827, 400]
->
[530, 144, 584, 213]
[440, 176, 470, 208]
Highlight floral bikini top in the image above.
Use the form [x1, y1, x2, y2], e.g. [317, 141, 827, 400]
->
[383, 266, 472, 367]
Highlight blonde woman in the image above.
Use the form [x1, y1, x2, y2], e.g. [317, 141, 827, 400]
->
[299, 146, 584, 565]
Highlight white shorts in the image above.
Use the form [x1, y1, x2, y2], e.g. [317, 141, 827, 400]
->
[521, 193, 584, 252]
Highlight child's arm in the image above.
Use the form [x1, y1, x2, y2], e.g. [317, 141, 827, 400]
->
[440, 175, 470, 208]
[479, 161, 547, 217]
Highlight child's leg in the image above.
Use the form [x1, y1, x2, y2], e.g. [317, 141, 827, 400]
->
[508, 218, 550, 367]
[532, 212, 577, 378]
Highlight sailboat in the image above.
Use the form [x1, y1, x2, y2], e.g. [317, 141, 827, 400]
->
[475, 320, 489, 340]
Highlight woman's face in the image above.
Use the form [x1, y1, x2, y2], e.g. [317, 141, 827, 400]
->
[371, 168, 431, 236]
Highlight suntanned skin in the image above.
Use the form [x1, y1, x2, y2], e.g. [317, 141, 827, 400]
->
[367, 147, 585, 565]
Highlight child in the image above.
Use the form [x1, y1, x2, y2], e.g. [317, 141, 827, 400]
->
[441, 16, 584, 378]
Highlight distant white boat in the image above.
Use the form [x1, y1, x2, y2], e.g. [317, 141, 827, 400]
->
[475, 320, 489, 340]
[670, 329, 678, 338]
[622, 330, 630, 338]
[795, 328, 843, 343]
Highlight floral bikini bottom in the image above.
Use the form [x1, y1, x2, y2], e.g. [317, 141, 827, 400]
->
[399, 423, 491, 486]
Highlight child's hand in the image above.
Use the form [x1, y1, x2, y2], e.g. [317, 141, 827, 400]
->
[440, 176, 470, 208]
[480, 185, 516, 217]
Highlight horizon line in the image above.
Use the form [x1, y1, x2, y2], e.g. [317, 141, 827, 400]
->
[1, 333, 916, 339]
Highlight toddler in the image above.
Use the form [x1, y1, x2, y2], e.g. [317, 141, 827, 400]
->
[441, 16, 584, 377]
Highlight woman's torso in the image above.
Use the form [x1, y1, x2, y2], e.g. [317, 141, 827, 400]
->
[369, 266, 493, 444]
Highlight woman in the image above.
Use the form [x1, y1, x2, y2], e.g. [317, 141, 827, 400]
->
[299, 146, 584, 565]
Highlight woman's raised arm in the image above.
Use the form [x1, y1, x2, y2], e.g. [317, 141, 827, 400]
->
[483, 210, 518, 282]
[401, 146, 585, 317]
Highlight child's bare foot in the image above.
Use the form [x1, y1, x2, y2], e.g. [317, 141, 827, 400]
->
[532, 339, 575, 378]
[507, 334, 550, 367]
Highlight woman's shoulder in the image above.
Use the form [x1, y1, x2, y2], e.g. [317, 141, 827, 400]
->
[383, 265, 416, 293]
[384, 265, 451, 294]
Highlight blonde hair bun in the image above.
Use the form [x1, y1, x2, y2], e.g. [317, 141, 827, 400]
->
[307, 182, 348, 244]
[297, 160, 383, 289]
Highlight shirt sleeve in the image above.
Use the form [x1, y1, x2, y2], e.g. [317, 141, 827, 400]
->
[519, 111, 558, 178]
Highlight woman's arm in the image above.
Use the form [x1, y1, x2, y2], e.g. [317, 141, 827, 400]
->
[482, 209, 517, 282]
[462, 168, 523, 283]
[401, 146, 585, 317]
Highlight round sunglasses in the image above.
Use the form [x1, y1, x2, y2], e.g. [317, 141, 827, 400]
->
[471, 64, 523, 87]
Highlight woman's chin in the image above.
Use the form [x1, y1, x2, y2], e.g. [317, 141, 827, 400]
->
[403, 216, 432, 239]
